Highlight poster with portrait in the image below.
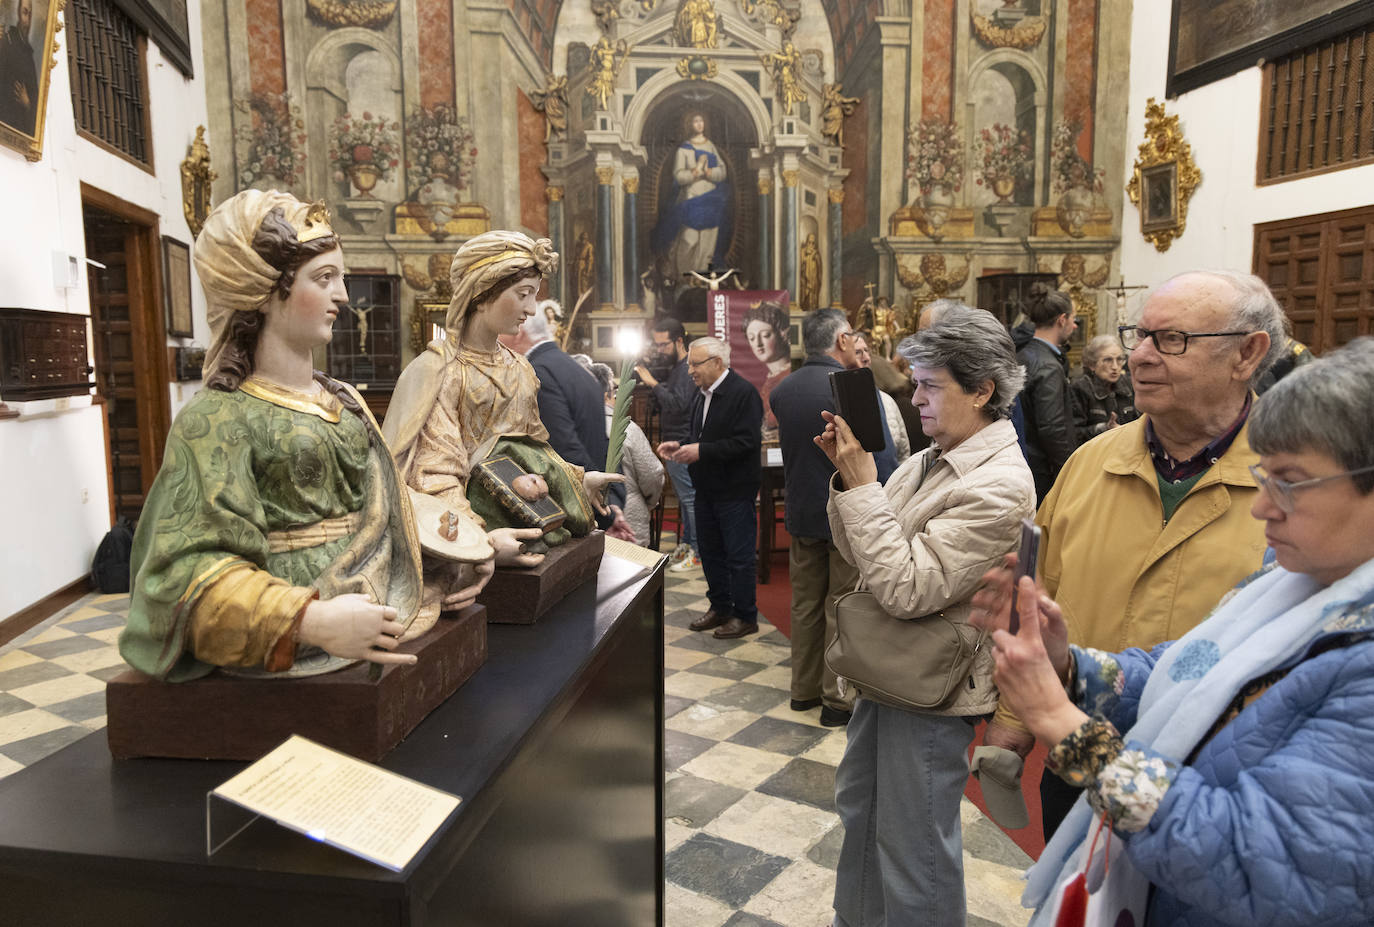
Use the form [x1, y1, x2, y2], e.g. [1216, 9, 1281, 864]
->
[709, 289, 790, 440]
[0, 0, 62, 161]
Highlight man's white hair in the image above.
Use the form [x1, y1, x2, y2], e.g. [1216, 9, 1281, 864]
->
[522, 303, 554, 344]
[691, 335, 730, 366]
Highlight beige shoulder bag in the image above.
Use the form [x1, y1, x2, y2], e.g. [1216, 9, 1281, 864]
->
[823, 589, 987, 711]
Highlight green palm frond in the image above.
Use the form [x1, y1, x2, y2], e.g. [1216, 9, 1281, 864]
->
[605, 356, 636, 473]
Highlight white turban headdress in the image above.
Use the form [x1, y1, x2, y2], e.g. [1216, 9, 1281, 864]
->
[443, 231, 559, 340]
[192, 189, 336, 381]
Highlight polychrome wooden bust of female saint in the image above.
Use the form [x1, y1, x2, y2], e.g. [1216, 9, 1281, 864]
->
[118, 190, 463, 682]
[383, 231, 623, 618]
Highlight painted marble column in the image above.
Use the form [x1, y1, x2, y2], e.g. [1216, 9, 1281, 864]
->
[828, 187, 844, 308]
[756, 174, 773, 289]
[595, 166, 616, 309]
[781, 170, 799, 305]
[623, 175, 639, 310]
[546, 185, 565, 306]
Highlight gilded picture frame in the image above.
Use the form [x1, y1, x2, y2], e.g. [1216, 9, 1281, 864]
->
[0, 0, 65, 161]
[1126, 99, 1201, 253]
[162, 236, 193, 339]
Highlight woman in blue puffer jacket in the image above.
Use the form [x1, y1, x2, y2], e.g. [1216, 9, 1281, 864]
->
[974, 336, 1374, 927]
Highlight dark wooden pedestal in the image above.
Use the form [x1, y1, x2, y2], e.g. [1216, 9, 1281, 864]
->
[105, 604, 488, 762]
[0, 556, 665, 927]
[480, 530, 605, 624]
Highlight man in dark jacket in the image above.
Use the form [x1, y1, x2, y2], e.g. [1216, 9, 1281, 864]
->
[503, 308, 628, 523]
[635, 317, 699, 570]
[658, 336, 763, 639]
[1016, 285, 1077, 502]
[770, 309, 897, 726]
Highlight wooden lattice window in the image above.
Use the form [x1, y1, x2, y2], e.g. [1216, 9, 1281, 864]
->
[1259, 24, 1374, 185]
[68, 0, 150, 166]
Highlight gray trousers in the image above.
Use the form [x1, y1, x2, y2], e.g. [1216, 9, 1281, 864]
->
[789, 536, 858, 710]
[832, 699, 976, 927]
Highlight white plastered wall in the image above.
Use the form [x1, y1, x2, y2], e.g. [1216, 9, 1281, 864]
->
[0, 2, 210, 619]
[1118, 8, 1374, 319]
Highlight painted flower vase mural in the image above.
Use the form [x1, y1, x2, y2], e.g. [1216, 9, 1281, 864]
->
[974, 123, 1032, 204]
[403, 104, 477, 239]
[905, 118, 964, 237]
[329, 112, 401, 197]
[405, 104, 476, 197]
[234, 92, 308, 191]
[1051, 120, 1106, 237]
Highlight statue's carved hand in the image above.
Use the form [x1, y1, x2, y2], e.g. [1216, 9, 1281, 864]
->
[489, 527, 546, 567]
[583, 471, 626, 515]
[298, 593, 416, 666]
[442, 558, 495, 610]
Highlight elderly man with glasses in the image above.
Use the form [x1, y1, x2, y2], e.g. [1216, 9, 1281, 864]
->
[984, 270, 1288, 839]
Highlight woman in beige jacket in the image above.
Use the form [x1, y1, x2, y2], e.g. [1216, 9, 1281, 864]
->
[817, 307, 1034, 927]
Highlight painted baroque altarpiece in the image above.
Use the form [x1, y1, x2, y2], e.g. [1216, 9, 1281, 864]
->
[200, 0, 1133, 368]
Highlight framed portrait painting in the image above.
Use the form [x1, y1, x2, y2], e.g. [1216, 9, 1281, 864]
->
[1139, 163, 1179, 234]
[0, 0, 64, 161]
[1168, 0, 1374, 97]
[162, 236, 193, 339]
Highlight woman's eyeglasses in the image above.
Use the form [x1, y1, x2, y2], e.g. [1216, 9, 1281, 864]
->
[1249, 463, 1374, 513]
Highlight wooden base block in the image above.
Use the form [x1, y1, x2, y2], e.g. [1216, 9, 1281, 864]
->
[480, 531, 605, 624]
[105, 604, 488, 763]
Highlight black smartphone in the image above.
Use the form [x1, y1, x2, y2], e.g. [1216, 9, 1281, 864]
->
[1007, 518, 1042, 634]
[828, 367, 887, 452]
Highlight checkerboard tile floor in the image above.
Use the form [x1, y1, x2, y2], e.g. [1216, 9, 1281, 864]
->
[660, 567, 1032, 927]
[0, 565, 1033, 926]
[0, 593, 131, 780]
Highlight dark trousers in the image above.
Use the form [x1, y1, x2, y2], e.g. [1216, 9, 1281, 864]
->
[1040, 768, 1083, 842]
[695, 495, 758, 624]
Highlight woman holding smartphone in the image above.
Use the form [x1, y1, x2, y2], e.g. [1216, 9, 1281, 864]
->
[816, 305, 1034, 927]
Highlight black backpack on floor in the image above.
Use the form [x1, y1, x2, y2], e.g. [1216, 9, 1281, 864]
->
[91, 517, 136, 593]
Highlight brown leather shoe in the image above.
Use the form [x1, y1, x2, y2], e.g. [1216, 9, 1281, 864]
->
[712, 617, 759, 639]
[688, 608, 729, 632]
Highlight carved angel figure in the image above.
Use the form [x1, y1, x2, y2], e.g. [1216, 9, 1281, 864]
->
[741, 0, 799, 38]
[590, 0, 619, 31]
[529, 73, 569, 140]
[760, 42, 807, 115]
[674, 0, 720, 47]
[820, 83, 860, 147]
[587, 38, 629, 110]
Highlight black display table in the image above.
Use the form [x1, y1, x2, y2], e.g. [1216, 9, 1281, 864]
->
[0, 555, 665, 927]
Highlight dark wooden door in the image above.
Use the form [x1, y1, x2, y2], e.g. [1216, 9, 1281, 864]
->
[1255, 204, 1374, 353]
[85, 209, 149, 521]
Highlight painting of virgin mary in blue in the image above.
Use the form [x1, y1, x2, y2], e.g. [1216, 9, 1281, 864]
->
[651, 110, 734, 281]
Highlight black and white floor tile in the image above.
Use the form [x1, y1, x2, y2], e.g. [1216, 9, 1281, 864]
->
[0, 558, 1033, 926]
[659, 566, 1032, 927]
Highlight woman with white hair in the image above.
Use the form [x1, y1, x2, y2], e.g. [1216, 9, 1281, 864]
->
[1069, 332, 1137, 445]
[817, 307, 1034, 927]
[383, 232, 622, 620]
[119, 190, 424, 681]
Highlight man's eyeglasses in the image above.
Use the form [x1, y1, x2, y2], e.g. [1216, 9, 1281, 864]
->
[1118, 325, 1253, 355]
[687, 357, 715, 368]
[1248, 463, 1374, 513]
